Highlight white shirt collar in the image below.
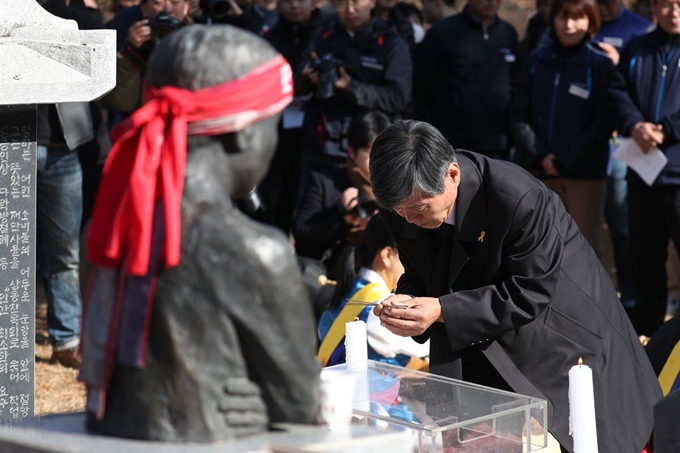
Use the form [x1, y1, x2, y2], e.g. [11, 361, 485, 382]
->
[357, 267, 386, 286]
[444, 204, 456, 226]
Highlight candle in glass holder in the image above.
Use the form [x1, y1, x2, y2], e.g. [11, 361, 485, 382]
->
[345, 318, 367, 371]
[569, 357, 598, 453]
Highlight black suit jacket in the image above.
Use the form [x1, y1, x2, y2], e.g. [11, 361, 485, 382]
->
[381, 150, 662, 452]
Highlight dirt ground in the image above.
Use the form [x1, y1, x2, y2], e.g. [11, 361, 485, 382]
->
[34, 298, 86, 417]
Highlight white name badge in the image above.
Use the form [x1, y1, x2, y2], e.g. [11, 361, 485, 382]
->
[360, 56, 383, 71]
[569, 84, 590, 100]
[504, 53, 516, 63]
[602, 36, 624, 49]
[282, 98, 306, 129]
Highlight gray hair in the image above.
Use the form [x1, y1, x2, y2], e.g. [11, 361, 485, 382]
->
[369, 120, 457, 211]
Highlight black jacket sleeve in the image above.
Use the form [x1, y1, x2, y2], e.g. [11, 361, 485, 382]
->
[342, 35, 412, 115]
[609, 42, 647, 136]
[42, 0, 104, 30]
[510, 56, 549, 172]
[395, 244, 430, 344]
[660, 108, 680, 146]
[511, 56, 537, 169]
[295, 33, 321, 97]
[292, 172, 348, 259]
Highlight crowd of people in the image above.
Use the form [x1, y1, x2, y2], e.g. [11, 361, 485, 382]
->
[37, 0, 678, 361]
[33, 0, 680, 449]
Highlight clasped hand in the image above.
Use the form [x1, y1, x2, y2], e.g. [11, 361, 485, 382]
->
[373, 294, 443, 337]
[632, 122, 664, 153]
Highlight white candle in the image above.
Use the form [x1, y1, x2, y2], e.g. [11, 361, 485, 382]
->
[569, 358, 598, 453]
[345, 318, 367, 371]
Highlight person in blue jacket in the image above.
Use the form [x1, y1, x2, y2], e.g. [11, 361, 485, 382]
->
[596, 0, 653, 314]
[596, 0, 652, 52]
[512, 0, 615, 261]
[609, 0, 680, 340]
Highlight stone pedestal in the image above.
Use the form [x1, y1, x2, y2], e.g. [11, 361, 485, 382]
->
[0, 105, 37, 422]
[0, 413, 412, 453]
[0, 0, 115, 423]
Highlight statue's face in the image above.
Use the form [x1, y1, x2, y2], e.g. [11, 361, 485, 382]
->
[227, 116, 279, 197]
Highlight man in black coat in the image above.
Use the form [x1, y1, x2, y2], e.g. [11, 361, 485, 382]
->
[414, 0, 516, 159]
[370, 120, 662, 452]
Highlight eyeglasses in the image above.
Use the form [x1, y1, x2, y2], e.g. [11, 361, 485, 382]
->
[658, 0, 680, 11]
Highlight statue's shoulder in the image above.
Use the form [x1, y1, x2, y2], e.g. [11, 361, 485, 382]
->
[185, 204, 295, 267]
[179, 206, 305, 299]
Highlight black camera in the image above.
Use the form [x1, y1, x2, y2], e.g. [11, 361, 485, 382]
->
[311, 53, 342, 100]
[351, 195, 378, 220]
[148, 12, 181, 46]
[208, 0, 230, 22]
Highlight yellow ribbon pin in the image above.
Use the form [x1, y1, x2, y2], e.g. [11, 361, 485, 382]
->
[478, 231, 486, 242]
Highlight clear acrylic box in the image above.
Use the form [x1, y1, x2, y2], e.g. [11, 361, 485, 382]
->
[326, 360, 548, 452]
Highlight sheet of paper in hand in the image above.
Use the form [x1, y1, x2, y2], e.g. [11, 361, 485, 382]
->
[613, 138, 668, 186]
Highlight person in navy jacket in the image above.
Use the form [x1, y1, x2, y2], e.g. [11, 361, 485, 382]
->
[609, 0, 680, 339]
[596, 0, 653, 314]
[296, 0, 412, 180]
[596, 0, 652, 52]
[512, 0, 615, 261]
[414, 0, 517, 160]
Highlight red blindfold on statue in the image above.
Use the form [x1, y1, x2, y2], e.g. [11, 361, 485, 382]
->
[87, 54, 293, 277]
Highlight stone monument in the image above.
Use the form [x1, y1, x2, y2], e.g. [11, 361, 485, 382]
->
[0, 0, 115, 423]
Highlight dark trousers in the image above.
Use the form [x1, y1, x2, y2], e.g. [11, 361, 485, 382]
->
[628, 183, 680, 336]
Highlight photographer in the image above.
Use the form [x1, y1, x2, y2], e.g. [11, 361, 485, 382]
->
[106, 0, 192, 115]
[293, 112, 389, 279]
[296, 0, 412, 194]
[196, 0, 278, 36]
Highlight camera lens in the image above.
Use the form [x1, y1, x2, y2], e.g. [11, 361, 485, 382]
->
[211, 1, 230, 20]
[152, 26, 174, 45]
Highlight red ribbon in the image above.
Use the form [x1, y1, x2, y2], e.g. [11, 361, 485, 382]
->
[88, 55, 293, 276]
